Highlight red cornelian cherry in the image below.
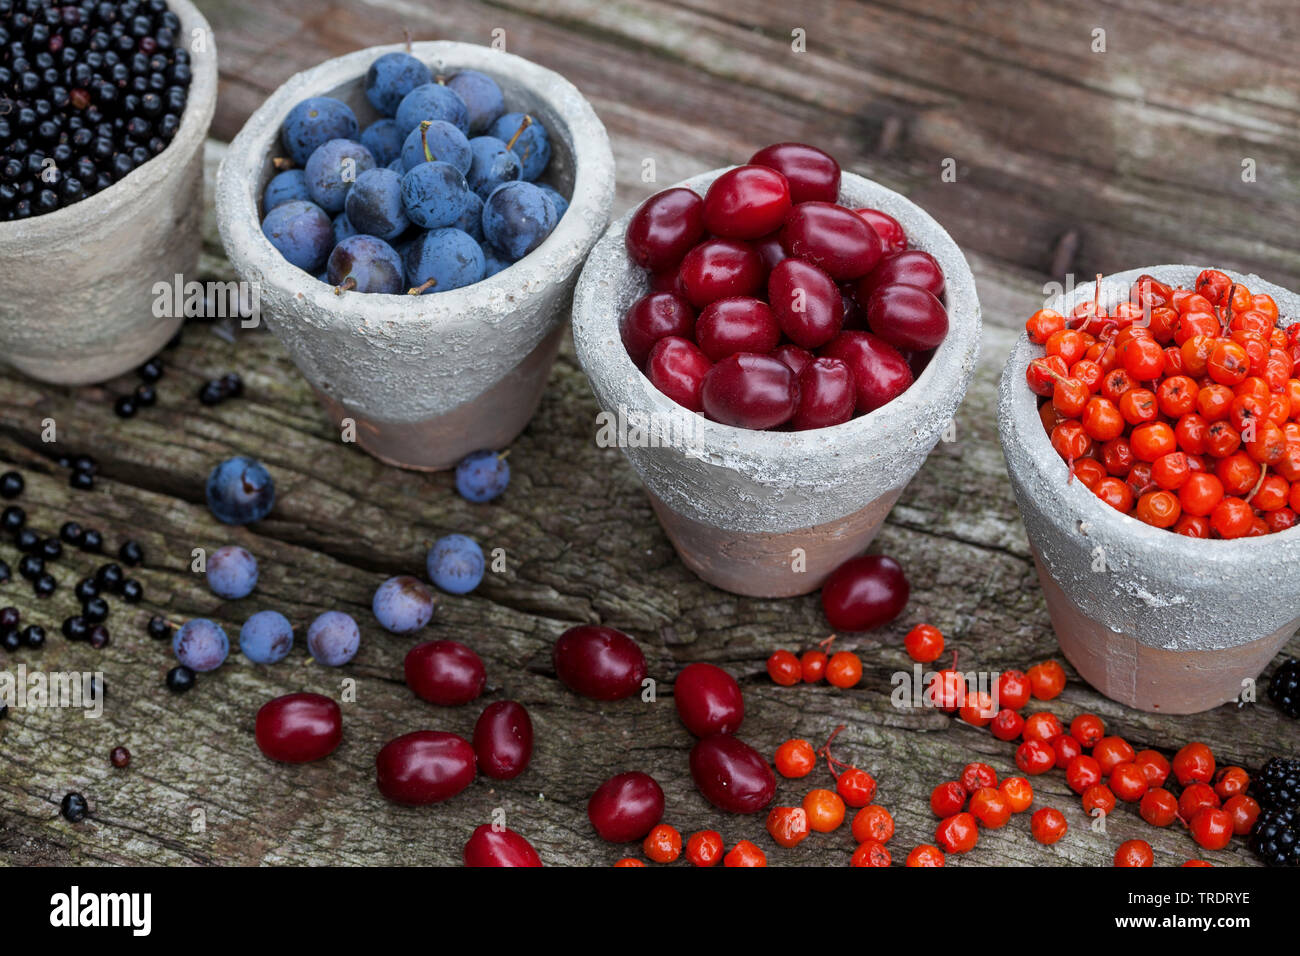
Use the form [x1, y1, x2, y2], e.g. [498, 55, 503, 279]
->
[768, 258, 844, 349]
[1173, 742, 1216, 786]
[685, 830, 724, 867]
[781, 202, 884, 280]
[254, 692, 342, 763]
[865, 283, 949, 351]
[773, 344, 814, 376]
[678, 238, 764, 308]
[851, 804, 895, 843]
[750, 142, 841, 204]
[792, 358, 856, 430]
[553, 625, 647, 701]
[621, 292, 696, 367]
[820, 330, 914, 413]
[774, 738, 817, 778]
[851, 840, 892, 867]
[463, 825, 544, 867]
[701, 352, 798, 429]
[904, 623, 944, 663]
[690, 734, 776, 814]
[473, 700, 533, 780]
[588, 771, 665, 842]
[767, 649, 801, 686]
[931, 781, 967, 817]
[906, 844, 946, 867]
[859, 250, 945, 304]
[643, 823, 683, 863]
[625, 187, 706, 271]
[702, 165, 792, 240]
[404, 640, 486, 707]
[673, 662, 744, 737]
[766, 805, 811, 848]
[695, 297, 781, 361]
[821, 554, 909, 631]
[969, 787, 1012, 829]
[853, 208, 907, 255]
[375, 730, 476, 805]
[723, 840, 767, 867]
[1114, 839, 1154, 867]
[646, 335, 711, 412]
[1031, 807, 1068, 845]
[934, 812, 979, 854]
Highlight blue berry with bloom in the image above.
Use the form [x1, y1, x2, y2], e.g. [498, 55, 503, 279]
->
[455, 450, 510, 503]
[206, 545, 258, 599]
[364, 52, 432, 117]
[372, 575, 437, 633]
[240, 610, 294, 664]
[427, 534, 485, 595]
[307, 611, 360, 667]
[206, 456, 275, 525]
[173, 619, 229, 672]
[281, 96, 358, 166]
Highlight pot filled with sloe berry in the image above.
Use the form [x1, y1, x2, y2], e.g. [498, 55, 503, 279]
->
[572, 144, 981, 597]
[999, 265, 1300, 713]
[216, 41, 614, 470]
[0, 0, 217, 384]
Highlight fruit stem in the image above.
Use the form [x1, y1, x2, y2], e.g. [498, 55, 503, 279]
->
[407, 278, 437, 295]
[1245, 462, 1268, 503]
[419, 120, 436, 164]
[817, 633, 837, 651]
[404, 28, 412, 53]
[334, 277, 356, 296]
[504, 115, 533, 152]
[1221, 282, 1237, 335]
[817, 724, 853, 778]
[272, 156, 294, 170]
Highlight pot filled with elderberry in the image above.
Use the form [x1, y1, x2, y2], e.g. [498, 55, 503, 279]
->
[572, 145, 981, 597]
[216, 41, 614, 470]
[998, 265, 1300, 713]
[0, 0, 217, 384]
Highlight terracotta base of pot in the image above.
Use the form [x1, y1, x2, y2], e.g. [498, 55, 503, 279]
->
[646, 487, 903, 598]
[313, 324, 564, 471]
[1032, 550, 1297, 714]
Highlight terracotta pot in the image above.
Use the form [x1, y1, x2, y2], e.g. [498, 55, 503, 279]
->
[998, 264, 1300, 713]
[572, 169, 982, 597]
[216, 42, 615, 471]
[0, 0, 217, 385]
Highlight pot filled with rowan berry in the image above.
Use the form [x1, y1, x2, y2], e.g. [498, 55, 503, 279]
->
[0, 0, 218, 385]
[999, 265, 1300, 713]
[572, 146, 981, 597]
[216, 41, 615, 469]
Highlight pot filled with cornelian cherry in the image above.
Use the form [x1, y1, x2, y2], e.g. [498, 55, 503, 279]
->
[998, 265, 1300, 714]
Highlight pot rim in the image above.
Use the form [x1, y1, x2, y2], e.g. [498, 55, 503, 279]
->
[998, 263, 1300, 567]
[571, 167, 982, 466]
[215, 40, 615, 330]
[0, 0, 218, 243]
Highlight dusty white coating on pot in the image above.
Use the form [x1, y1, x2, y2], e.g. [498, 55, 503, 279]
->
[572, 169, 982, 535]
[0, 0, 217, 385]
[216, 42, 615, 424]
[998, 264, 1300, 652]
